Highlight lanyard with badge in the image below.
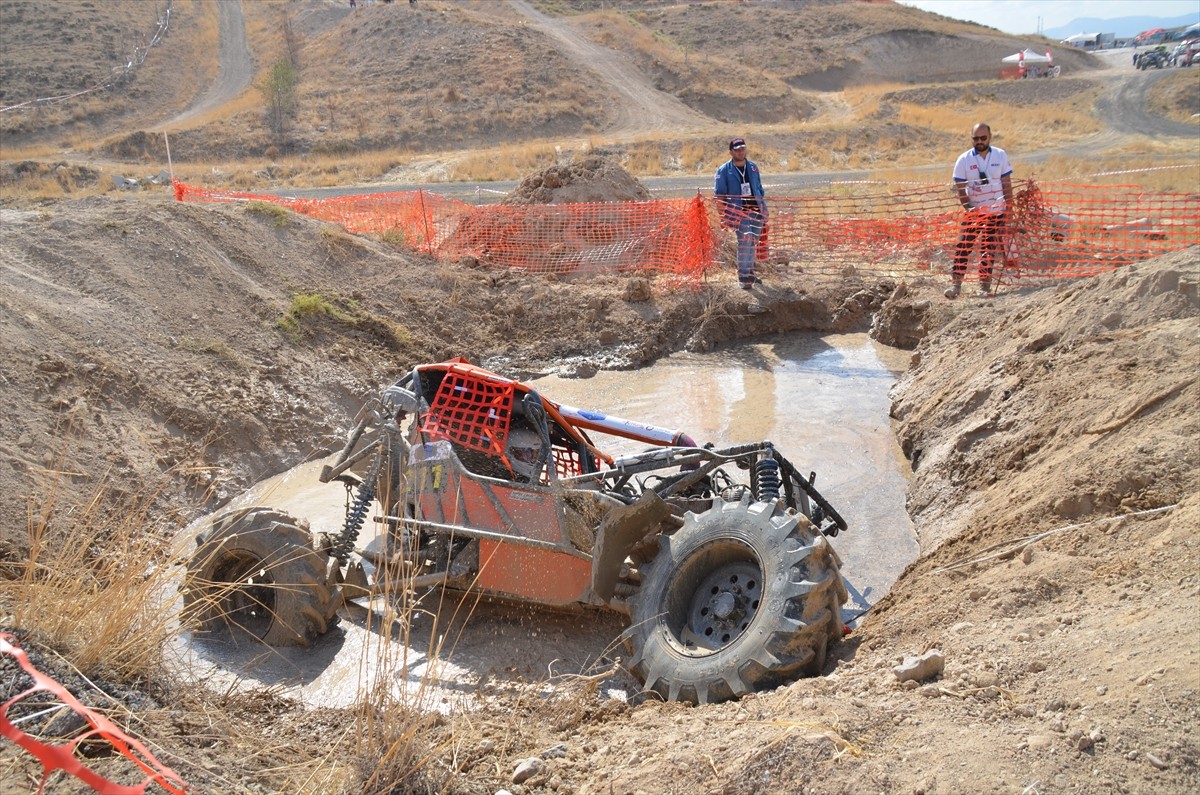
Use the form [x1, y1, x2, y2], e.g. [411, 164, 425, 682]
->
[734, 163, 753, 197]
[975, 150, 991, 187]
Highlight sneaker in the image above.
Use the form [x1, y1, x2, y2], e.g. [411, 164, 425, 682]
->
[741, 282, 753, 290]
[944, 282, 961, 299]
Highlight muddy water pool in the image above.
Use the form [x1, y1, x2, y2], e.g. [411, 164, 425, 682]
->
[530, 332, 918, 615]
[170, 332, 917, 708]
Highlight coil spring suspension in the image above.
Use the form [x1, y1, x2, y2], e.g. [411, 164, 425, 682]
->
[332, 446, 384, 563]
[755, 457, 781, 503]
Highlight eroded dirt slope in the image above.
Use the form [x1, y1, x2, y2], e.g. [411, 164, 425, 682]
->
[0, 194, 884, 550]
[0, 188, 1197, 793]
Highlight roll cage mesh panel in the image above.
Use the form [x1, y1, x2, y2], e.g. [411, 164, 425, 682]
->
[421, 369, 516, 466]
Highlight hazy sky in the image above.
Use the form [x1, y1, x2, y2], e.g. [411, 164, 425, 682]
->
[895, 1, 1200, 35]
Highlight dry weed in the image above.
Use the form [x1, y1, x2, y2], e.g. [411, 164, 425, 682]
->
[4, 452, 192, 682]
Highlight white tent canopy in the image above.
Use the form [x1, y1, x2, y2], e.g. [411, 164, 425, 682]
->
[1061, 32, 1100, 44]
[1002, 48, 1053, 64]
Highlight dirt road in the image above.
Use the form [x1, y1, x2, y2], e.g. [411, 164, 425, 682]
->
[507, 0, 713, 136]
[156, 0, 252, 130]
[1095, 66, 1199, 137]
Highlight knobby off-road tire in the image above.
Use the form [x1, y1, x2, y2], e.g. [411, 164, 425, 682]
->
[625, 496, 848, 704]
[183, 507, 341, 646]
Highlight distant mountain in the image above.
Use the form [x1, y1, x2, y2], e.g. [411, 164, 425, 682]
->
[1044, 14, 1199, 40]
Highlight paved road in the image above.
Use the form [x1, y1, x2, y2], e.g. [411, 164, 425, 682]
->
[269, 169, 873, 203]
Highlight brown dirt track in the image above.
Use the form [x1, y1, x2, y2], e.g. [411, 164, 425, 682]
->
[1, 192, 1197, 795]
[1, 2, 1199, 794]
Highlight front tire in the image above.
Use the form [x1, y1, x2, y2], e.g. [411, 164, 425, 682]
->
[625, 497, 847, 704]
[183, 507, 341, 646]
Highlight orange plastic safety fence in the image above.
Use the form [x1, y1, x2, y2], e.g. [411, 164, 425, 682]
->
[174, 181, 717, 277]
[421, 370, 515, 464]
[730, 182, 964, 280]
[436, 194, 716, 276]
[175, 179, 1196, 286]
[1007, 182, 1200, 280]
[717, 179, 1200, 286]
[0, 633, 186, 795]
[291, 190, 472, 248]
[172, 180, 471, 251]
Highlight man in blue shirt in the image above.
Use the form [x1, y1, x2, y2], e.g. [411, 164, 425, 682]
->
[714, 137, 767, 289]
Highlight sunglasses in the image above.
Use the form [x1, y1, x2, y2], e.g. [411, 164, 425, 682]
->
[972, 136, 990, 141]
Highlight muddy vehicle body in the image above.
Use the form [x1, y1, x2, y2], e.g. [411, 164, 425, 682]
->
[1138, 47, 1168, 69]
[184, 359, 850, 704]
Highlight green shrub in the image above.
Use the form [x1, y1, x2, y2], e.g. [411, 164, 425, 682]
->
[246, 200, 291, 227]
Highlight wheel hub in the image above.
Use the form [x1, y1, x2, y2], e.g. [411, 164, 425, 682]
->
[211, 554, 276, 638]
[709, 591, 738, 620]
[681, 560, 763, 652]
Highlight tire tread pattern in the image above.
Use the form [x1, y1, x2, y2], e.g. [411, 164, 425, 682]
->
[183, 506, 341, 647]
[625, 496, 847, 704]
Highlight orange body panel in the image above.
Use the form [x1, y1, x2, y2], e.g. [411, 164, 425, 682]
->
[412, 459, 563, 543]
[476, 540, 592, 604]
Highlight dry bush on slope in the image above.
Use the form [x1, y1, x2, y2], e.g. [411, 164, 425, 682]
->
[1148, 69, 1200, 122]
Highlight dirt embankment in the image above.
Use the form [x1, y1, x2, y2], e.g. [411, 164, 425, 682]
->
[0, 194, 886, 550]
[1, 180, 1197, 793]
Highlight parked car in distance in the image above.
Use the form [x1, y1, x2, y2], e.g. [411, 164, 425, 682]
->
[1138, 46, 1170, 69]
[1177, 40, 1200, 66]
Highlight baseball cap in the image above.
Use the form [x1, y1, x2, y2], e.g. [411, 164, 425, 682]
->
[729, 137, 746, 150]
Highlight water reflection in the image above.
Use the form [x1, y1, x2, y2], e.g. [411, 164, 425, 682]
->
[531, 332, 918, 620]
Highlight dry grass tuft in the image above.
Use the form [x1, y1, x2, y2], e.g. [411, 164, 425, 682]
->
[3, 456, 189, 682]
[1028, 155, 1200, 191]
[447, 143, 563, 182]
[1147, 70, 1200, 123]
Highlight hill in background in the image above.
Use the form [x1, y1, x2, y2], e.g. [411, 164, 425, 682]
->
[0, 0, 1102, 171]
[1043, 13, 1200, 40]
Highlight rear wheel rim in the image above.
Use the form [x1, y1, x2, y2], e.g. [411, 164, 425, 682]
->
[211, 552, 276, 639]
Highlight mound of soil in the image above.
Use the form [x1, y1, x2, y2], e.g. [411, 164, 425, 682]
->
[502, 154, 652, 205]
[893, 252, 1199, 552]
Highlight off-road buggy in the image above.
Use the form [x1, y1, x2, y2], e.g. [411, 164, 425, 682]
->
[183, 359, 850, 704]
[1138, 47, 1168, 69]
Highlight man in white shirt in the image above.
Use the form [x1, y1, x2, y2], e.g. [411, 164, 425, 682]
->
[947, 123, 1014, 298]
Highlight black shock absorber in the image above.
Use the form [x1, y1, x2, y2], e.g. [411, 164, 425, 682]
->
[332, 445, 384, 563]
[755, 457, 781, 503]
